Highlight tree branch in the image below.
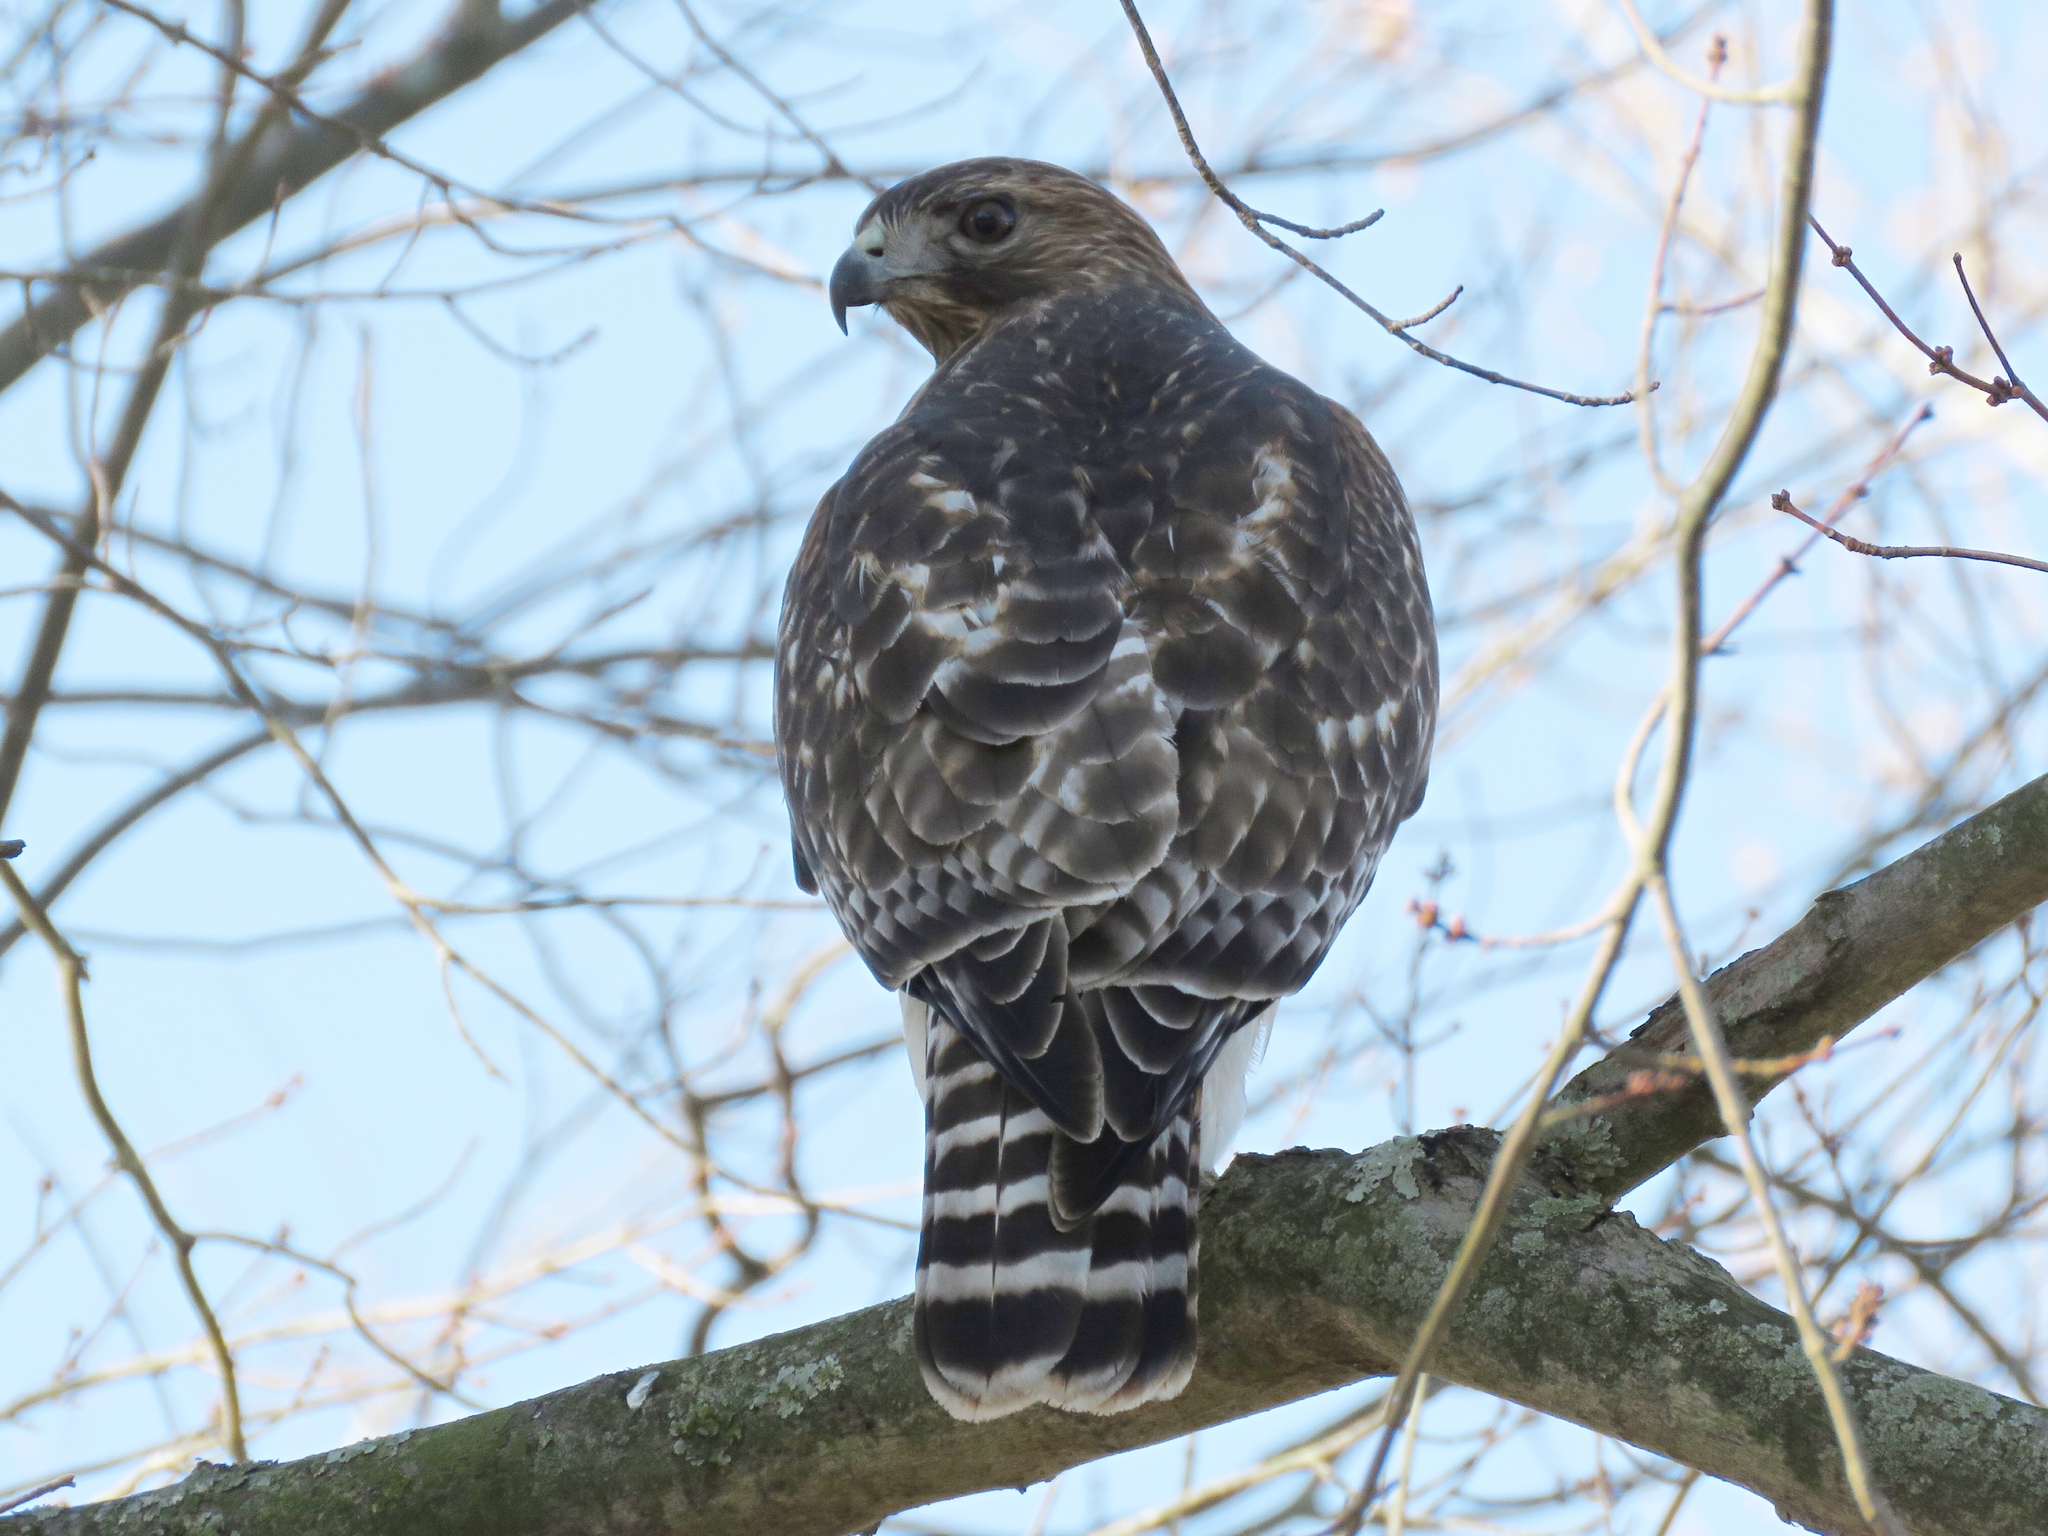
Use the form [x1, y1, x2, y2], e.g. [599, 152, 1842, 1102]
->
[1770, 490, 2048, 576]
[1545, 767, 2048, 1198]
[0, 0, 591, 400]
[0, 729, 271, 966]
[1807, 217, 2048, 425]
[8, 771, 2044, 1534]
[1115, 0, 1646, 407]
[0, 861, 246, 1462]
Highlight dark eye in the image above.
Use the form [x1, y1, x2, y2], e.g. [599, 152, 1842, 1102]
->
[959, 199, 1016, 245]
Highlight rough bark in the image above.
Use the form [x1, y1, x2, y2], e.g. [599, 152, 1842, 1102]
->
[0, 0, 591, 399]
[8, 774, 2044, 1535]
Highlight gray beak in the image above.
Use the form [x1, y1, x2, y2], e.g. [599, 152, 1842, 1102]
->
[829, 246, 887, 334]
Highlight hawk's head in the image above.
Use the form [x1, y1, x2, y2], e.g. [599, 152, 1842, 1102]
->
[829, 157, 1204, 362]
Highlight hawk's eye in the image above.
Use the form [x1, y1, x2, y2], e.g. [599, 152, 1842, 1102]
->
[959, 199, 1016, 245]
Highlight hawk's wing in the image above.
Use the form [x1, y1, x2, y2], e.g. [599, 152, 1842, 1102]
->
[777, 361, 1435, 1213]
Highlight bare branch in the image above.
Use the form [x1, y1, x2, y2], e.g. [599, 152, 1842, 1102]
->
[1809, 216, 2048, 424]
[1772, 490, 2048, 576]
[1116, 0, 1646, 407]
[1613, 0, 1801, 103]
[1951, 252, 2043, 416]
[1644, 871, 1901, 1533]
[0, 1483, 72, 1520]
[0, 0, 592, 398]
[0, 729, 272, 964]
[0, 861, 246, 1461]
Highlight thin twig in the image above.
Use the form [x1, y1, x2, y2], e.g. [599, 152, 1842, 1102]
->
[1613, 0, 1799, 103]
[1338, 912, 1633, 1530]
[660, 2, 882, 194]
[0, 0, 592, 396]
[1080, 1395, 1393, 1536]
[0, 1477, 74, 1516]
[1535, 1035, 1845, 1133]
[1117, 0, 1643, 407]
[1809, 216, 2048, 424]
[1645, 873, 1905, 1534]
[101, 1, 624, 231]
[0, 730, 272, 964]
[1536, 1067, 1696, 1128]
[1636, 36, 1724, 495]
[0, 0, 347, 825]
[1699, 404, 1932, 653]
[1950, 253, 2031, 404]
[4, 505, 705, 1165]
[1650, 1470, 1700, 1536]
[1387, 286, 1462, 332]
[1383, 1374, 1427, 1536]
[1622, 7, 1896, 1521]
[1661, 287, 1763, 316]
[194, 1230, 482, 1409]
[0, 859, 247, 1461]
[1771, 491, 2047, 576]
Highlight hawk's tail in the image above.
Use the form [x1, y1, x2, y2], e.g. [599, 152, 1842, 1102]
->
[912, 1010, 1198, 1420]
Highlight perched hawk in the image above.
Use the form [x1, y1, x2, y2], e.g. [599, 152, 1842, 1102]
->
[776, 159, 1437, 1420]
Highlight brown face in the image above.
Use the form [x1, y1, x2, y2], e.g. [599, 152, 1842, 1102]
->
[828, 157, 1200, 361]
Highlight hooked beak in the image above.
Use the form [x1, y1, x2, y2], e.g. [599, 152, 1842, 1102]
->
[829, 245, 888, 334]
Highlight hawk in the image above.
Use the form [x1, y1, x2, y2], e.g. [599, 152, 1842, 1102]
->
[776, 159, 1437, 1420]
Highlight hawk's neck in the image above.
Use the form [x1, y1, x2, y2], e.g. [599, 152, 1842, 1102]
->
[931, 285, 1248, 407]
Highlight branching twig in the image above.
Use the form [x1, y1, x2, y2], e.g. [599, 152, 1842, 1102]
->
[1809, 216, 2048, 424]
[104, 0, 629, 236]
[1698, 403, 1933, 652]
[1620, 3, 1899, 1517]
[0, 0, 593, 396]
[4, 504, 704, 1166]
[0, 860, 247, 1462]
[0, 730, 272, 964]
[1117, 0, 1644, 407]
[0, 0, 349, 825]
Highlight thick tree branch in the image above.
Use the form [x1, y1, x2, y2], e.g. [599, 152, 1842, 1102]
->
[6, 1144, 2042, 1536]
[7, 771, 2044, 1534]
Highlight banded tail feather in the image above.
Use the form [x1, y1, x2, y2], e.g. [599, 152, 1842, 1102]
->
[904, 999, 1269, 1420]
